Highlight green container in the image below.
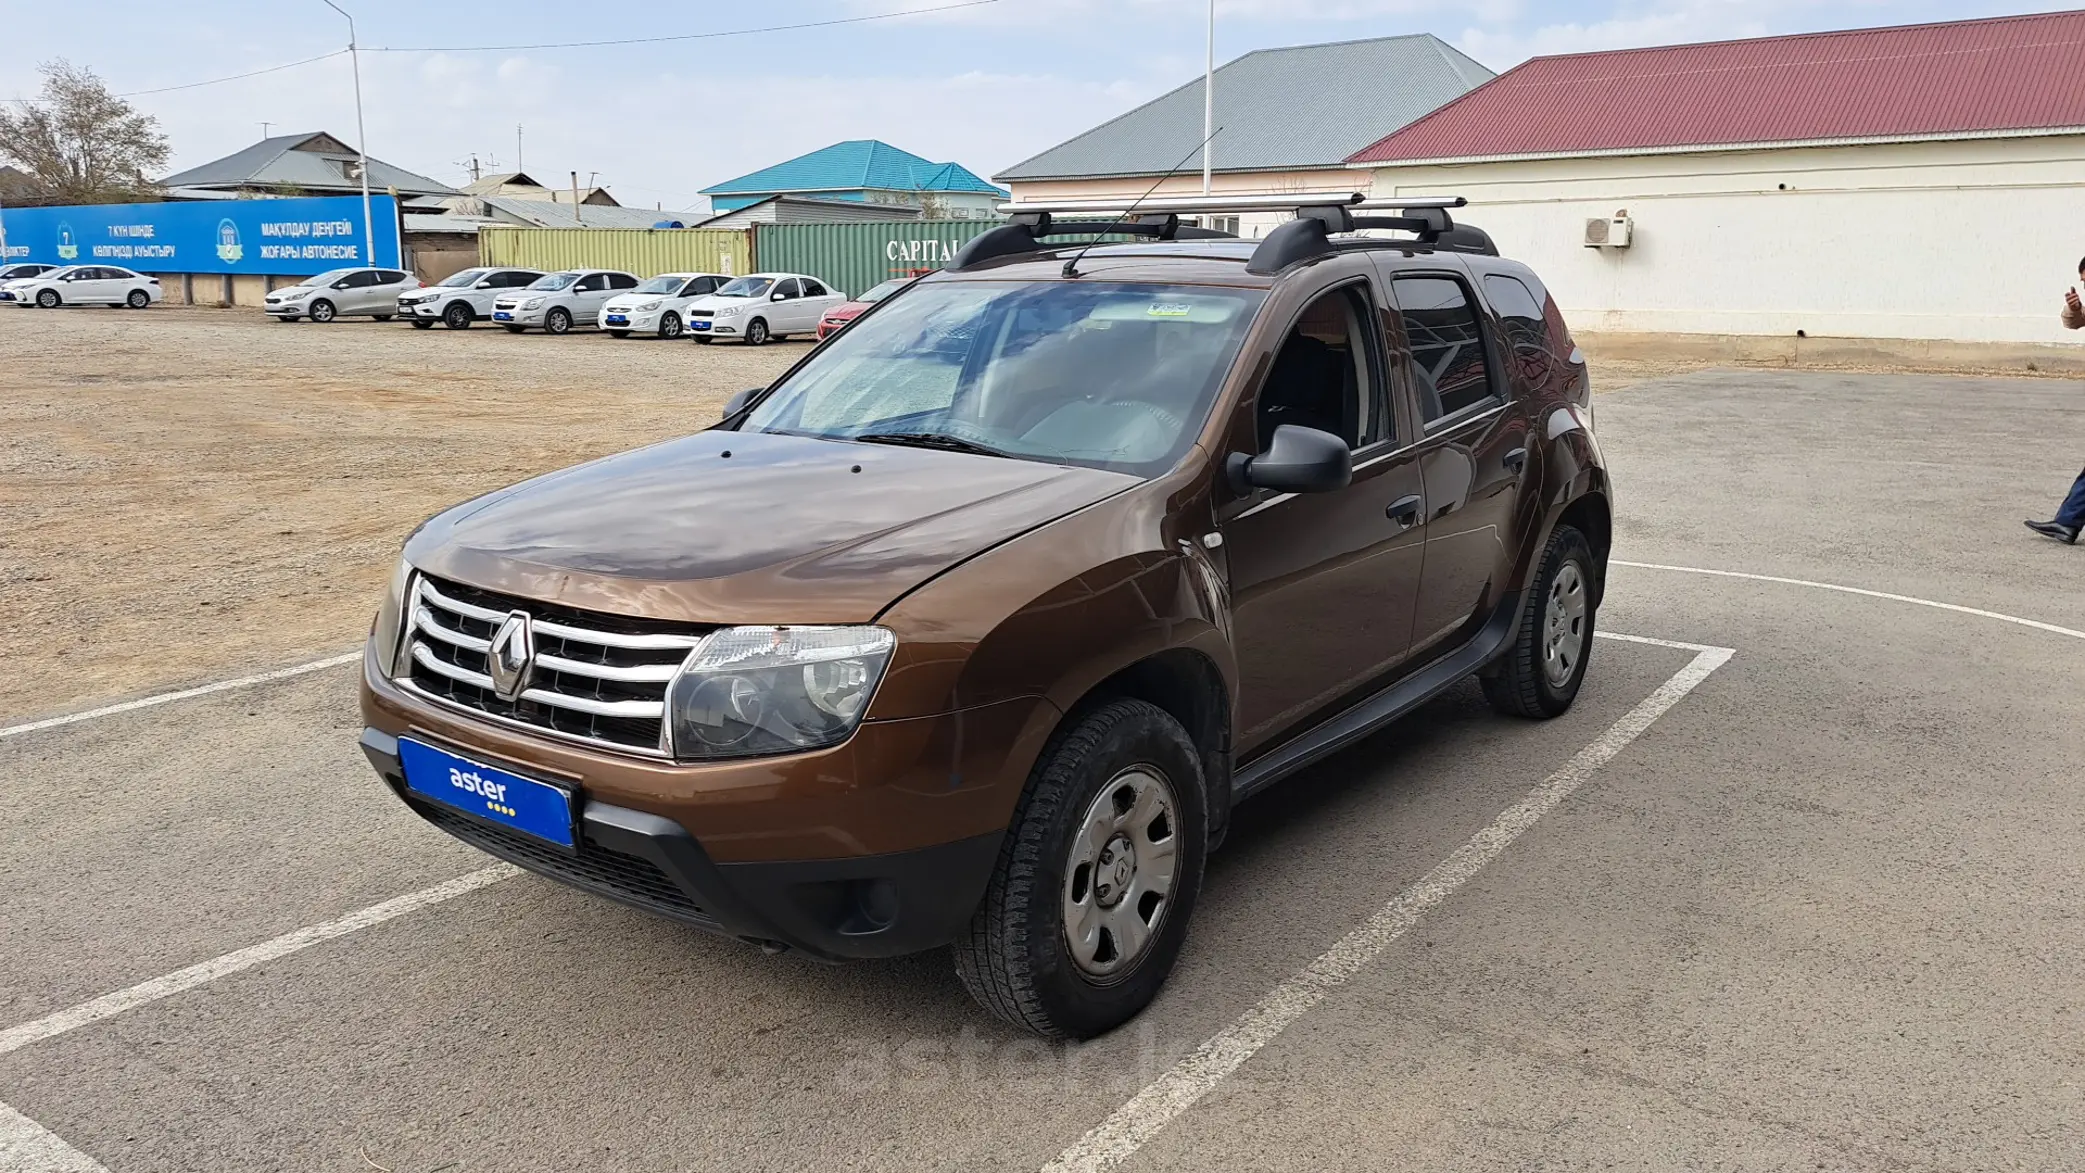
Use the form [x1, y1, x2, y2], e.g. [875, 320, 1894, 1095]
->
[480, 227, 752, 278]
[751, 220, 1141, 299]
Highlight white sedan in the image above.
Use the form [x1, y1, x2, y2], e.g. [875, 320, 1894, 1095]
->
[684, 272, 846, 345]
[600, 272, 733, 339]
[2, 265, 163, 309]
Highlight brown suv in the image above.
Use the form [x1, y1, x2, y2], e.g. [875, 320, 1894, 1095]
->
[358, 194, 1611, 1038]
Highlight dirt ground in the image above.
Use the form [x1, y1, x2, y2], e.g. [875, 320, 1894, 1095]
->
[1, 307, 802, 720]
[0, 304, 1974, 722]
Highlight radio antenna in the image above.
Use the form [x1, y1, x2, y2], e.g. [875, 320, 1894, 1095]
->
[1062, 125, 1221, 278]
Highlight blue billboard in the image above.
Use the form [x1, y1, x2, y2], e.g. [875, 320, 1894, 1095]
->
[0, 194, 402, 275]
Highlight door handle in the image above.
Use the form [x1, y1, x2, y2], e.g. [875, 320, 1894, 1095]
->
[1386, 495, 1422, 529]
[1503, 447, 1528, 475]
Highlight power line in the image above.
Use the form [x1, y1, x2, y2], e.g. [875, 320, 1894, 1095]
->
[0, 49, 349, 104]
[367, 0, 1005, 52]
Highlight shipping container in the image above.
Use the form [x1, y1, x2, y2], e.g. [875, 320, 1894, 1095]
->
[751, 221, 999, 299]
[480, 227, 751, 278]
[751, 220, 1137, 299]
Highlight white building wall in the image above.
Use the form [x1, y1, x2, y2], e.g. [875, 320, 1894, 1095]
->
[1364, 135, 2085, 344]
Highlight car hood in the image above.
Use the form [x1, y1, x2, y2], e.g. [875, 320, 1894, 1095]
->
[603, 293, 669, 310]
[406, 428, 1139, 625]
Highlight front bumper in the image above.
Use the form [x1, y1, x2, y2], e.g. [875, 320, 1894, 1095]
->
[403, 299, 444, 318]
[264, 301, 310, 316]
[361, 649, 1054, 960]
[603, 310, 661, 331]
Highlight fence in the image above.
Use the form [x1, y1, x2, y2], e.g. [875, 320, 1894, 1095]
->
[480, 226, 752, 278]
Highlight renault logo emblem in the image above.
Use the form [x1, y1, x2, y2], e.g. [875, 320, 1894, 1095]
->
[485, 610, 535, 701]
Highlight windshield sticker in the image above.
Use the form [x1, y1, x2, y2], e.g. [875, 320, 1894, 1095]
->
[1148, 303, 1193, 317]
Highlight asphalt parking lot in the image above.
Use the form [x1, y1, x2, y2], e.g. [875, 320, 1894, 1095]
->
[4, 366, 2083, 1171]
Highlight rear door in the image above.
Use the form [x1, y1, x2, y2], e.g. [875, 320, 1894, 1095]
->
[78, 268, 120, 302]
[1377, 263, 1534, 655]
[798, 277, 844, 325]
[1218, 267, 1428, 758]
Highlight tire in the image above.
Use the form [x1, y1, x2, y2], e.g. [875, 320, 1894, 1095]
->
[443, 301, 473, 330]
[545, 307, 572, 335]
[744, 317, 770, 346]
[127, 289, 149, 309]
[309, 299, 337, 323]
[1482, 525, 1597, 719]
[954, 698, 1207, 1039]
[36, 289, 60, 308]
[504, 324, 526, 334]
[658, 312, 682, 339]
[411, 319, 435, 330]
[607, 329, 630, 339]
[373, 314, 392, 322]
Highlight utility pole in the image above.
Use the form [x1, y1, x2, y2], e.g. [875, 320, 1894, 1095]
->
[1202, 0, 1215, 196]
[570, 171, 581, 223]
[258, 121, 274, 138]
[322, 0, 378, 268]
[0, 193, 11, 269]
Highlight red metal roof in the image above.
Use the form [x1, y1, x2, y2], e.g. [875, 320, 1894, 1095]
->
[1349, 9, 2085, 164]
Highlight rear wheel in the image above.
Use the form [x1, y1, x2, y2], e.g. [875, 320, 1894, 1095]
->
[443, 301, 473, 329]
[36, 289, 60, 308]
[545, 307, 572, 335]
[954, 698, 1207, 1039]
[744, 317, 770, 345]
[1482, 525, 1596, 718]
[308, 299, 336, 323]
[410, 319, 435, 330]
[659, 312, 683, 339]
[126, 289, 150, 309]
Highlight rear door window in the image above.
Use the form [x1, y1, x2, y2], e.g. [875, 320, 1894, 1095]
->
[608, 273, 639, 290]
[1390, 275, 1497, 424]
[801, 278, 829, 298]
[1482, 273, 1555, 388]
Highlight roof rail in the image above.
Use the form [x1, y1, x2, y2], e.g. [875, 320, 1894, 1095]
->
[950, 210, 1234, 271]
[952, 193, 1483, 273]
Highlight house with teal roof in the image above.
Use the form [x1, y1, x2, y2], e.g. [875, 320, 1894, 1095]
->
[700, 140, 1007, 219]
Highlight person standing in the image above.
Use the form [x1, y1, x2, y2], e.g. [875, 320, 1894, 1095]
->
[2029, 272, 2085, 543]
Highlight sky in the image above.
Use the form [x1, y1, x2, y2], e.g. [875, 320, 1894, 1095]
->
[1, 1, 2068, 213]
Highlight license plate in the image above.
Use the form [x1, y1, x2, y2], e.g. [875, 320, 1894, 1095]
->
[400, 737, 575, 848]
[493, 311, 513, 321]
[690, 320, 710, 330]
[605, 314, 628, 324]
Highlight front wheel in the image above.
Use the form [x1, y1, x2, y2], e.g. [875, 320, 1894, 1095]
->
[36, 289, 60, 308]
[744, 317, 770, 346]
[443, 301, 473, 329]
[954, 698, 1207, 1039]
[127, 289, 150, 309]
[308, 299, 337, 323]
[410, 319, 435, 330]
[544, 307, 572, 335]
[1482, 525, 1596, 718]
[658, 312, 682, 339]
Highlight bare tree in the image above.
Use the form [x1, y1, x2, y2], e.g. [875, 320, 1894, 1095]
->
[0, 61, 170, 204]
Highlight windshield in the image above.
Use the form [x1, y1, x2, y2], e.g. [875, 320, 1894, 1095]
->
[715, 276, 773, 298]
[527, 272, 580, 291]
[634, 275, 686, 295]
[858, 279, 906, 304]
[438, 269, 489, 288]
[743, 281, 1265, 477]
[298, 268, 358, 287]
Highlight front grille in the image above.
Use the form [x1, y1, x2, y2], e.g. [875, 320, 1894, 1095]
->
[420, 803, 716, 926]
[688, 309, 713, 318]
[403, 573, 708, 756]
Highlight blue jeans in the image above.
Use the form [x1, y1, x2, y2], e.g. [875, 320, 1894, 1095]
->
[2059, 467, 2085, 529]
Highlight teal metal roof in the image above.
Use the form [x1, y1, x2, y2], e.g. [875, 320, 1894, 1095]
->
[701, 140, 1007, 198]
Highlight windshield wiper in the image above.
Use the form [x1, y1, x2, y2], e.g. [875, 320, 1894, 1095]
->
[850, 431, 1011, 458]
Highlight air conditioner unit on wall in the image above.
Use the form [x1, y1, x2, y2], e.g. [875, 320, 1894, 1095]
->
[1584, 212, 1632, 249]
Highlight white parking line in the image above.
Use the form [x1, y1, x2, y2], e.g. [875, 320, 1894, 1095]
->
[1042, 639, 1735, 1173]
[0, 652, 361, 742]
[0, 1103, 110, 1173]
[0, 865, 517, 1058]
[1613, 559, 2085, 642]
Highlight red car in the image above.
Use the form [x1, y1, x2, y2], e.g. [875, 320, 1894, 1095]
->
[814, 277, 909, 340]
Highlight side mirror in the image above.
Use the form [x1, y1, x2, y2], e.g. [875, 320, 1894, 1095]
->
[721, 387, 763, 420]
[1225, 425, 1352, 495]
[475, 281, 494, 289]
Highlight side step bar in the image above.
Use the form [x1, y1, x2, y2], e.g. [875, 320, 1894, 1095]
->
[1231, 592, 1523, 801]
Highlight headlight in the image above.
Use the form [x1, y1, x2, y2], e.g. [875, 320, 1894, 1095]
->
[281, 289, 312, 300]
[635, 300, 662, 312]
[522, 297, 546, 309]
[665, 626, 895, 760]
[714, 304, 745, 317]
[370, 556, 414, 678]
